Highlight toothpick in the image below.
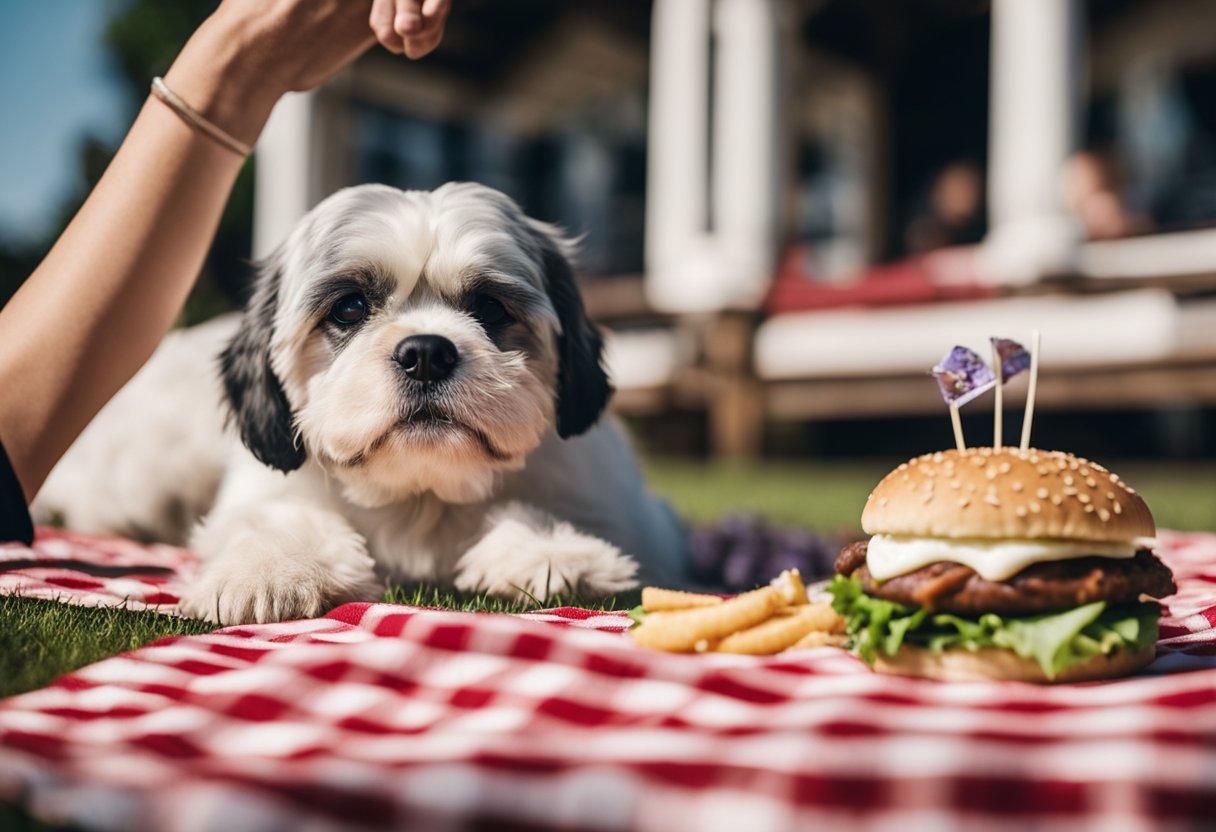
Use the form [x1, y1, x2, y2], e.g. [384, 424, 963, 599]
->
[991, 341, 1004, 449]
[949, 403, 965, 452]
[1020, 329, 1041, 451]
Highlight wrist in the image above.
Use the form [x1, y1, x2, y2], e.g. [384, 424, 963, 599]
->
[162, 15, 286, 150]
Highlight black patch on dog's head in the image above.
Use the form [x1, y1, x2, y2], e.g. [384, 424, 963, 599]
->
[219, 257, 305, 472]
[531, 228, 613, 438]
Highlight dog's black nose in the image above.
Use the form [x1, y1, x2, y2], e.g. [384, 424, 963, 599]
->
[393, 334, 459, 383]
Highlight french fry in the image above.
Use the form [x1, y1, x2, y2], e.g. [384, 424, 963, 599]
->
[816, 601, 846, 633]
[772, 569, 808, 606]
[642, 586, 724, 612]
[715, 603, 842, 655]
[630, 585, 784, 652]
[631, 570, 845, 656]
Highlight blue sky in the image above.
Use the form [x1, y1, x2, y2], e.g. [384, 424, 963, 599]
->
[0, 1, 127, 244]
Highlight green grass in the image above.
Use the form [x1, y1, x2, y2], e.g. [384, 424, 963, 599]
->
[1109, 462, 1216, 531]
[645, 458, 890, 534]
[644, 457, 1216, 533]
[0, 595, 213, 699]
[381, 583, 638, 614]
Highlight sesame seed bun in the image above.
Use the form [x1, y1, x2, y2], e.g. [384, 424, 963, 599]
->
[861, 448, 1155, 543]
[871, 642, 1156, 684]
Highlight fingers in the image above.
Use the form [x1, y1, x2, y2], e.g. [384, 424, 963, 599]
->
[369, 0, 450, 59]
[403, 0, 450, 59]
[394, 0, 425, 34]
[369, 0, 406, 54]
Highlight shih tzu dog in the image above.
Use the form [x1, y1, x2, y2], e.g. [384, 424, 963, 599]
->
[34, 182, 688, 623]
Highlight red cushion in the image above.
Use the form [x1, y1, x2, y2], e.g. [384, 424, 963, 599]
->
[764, 245, 996, 315]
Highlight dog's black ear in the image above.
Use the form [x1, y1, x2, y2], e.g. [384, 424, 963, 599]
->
[532, 225, 613, 438]
[219, 257, 305, 472]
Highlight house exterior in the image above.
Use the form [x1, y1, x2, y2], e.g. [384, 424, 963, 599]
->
[252, 0, 1216, 456]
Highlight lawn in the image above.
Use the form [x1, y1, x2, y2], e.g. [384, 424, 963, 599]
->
[3, 457, 1214, 701]
[643, 456, 1216, 532]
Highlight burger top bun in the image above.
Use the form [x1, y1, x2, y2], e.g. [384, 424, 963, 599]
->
[861, 447, 1155, 543]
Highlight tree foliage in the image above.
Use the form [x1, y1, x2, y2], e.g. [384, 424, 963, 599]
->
[0, 0, 253, 323]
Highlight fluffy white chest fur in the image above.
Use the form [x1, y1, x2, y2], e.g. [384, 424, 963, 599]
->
[34, 183, 688, 623]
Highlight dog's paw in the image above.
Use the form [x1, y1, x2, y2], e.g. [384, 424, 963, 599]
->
[180, 530, 381, 625]
[454, 511, 639, 603]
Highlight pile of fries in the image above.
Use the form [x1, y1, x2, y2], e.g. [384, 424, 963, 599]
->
[629, 570, 846, 654]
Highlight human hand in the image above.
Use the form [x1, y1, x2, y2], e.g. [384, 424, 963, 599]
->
[206, 0, 379, 95]
[165, 0, 378, 147]
[369, 0, 452, 59]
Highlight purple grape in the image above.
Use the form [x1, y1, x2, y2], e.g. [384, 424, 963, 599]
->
[688, 514, 847, 589]
[688, 529, 722, 578]
[760, 548, 805, 583]
[721, 548, 759, 590]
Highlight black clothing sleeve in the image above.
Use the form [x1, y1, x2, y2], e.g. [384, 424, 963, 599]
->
[0, 435, 33, 545]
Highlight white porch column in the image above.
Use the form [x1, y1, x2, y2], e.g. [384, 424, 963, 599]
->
[253, 91, 320, 259]
[643, 0, 711, 312]
[710, 0, 781, 307]
[981, 0, 1083, 284]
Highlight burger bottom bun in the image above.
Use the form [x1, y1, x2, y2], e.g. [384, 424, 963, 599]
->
[870, 643, 1156, 684]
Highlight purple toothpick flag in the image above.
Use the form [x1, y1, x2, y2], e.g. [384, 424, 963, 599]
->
[991, 337, 1031, 380]
[931, 346, 995, 407]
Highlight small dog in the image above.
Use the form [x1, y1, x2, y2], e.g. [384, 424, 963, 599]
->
[35, 183, 688, 623]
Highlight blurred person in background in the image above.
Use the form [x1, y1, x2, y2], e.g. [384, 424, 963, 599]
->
[0, 0, 451, 544]
[1061, 148, 1152, 241]
[904, 160, 987, 254]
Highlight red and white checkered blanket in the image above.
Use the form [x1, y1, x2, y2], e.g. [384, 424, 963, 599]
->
[0, 528, 197, 611]
[2, 529, 1216, 830]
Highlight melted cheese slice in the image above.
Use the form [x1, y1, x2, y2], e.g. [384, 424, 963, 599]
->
[866, 535, 1156, 582]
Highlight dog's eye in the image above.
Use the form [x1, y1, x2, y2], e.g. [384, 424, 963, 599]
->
[470, 295, 509, 327]
[329, 293, 367, 326]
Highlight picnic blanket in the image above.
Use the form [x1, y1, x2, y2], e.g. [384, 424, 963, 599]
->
[0, 528, 197, 611]
[0, 521, 847, 612]
[2, 529, 1216, 830]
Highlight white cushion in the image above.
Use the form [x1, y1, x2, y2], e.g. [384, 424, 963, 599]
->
[753, 288, 1210, 380]
[603, 327, 694, 390]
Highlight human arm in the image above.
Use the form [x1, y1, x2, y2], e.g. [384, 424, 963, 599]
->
[0, 0, 446, 501]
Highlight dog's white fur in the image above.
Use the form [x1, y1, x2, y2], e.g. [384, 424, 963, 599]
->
[34, 183, 687, 623]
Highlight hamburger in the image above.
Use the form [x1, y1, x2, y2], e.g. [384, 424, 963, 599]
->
[829, 447, 1176, 683]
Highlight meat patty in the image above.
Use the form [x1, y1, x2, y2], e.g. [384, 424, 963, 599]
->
[834, 539, 1176, 615]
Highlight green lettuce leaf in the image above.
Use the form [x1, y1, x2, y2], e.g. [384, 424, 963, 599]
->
[827, 575, 1159, 678]
[627, 605, 647, 627]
